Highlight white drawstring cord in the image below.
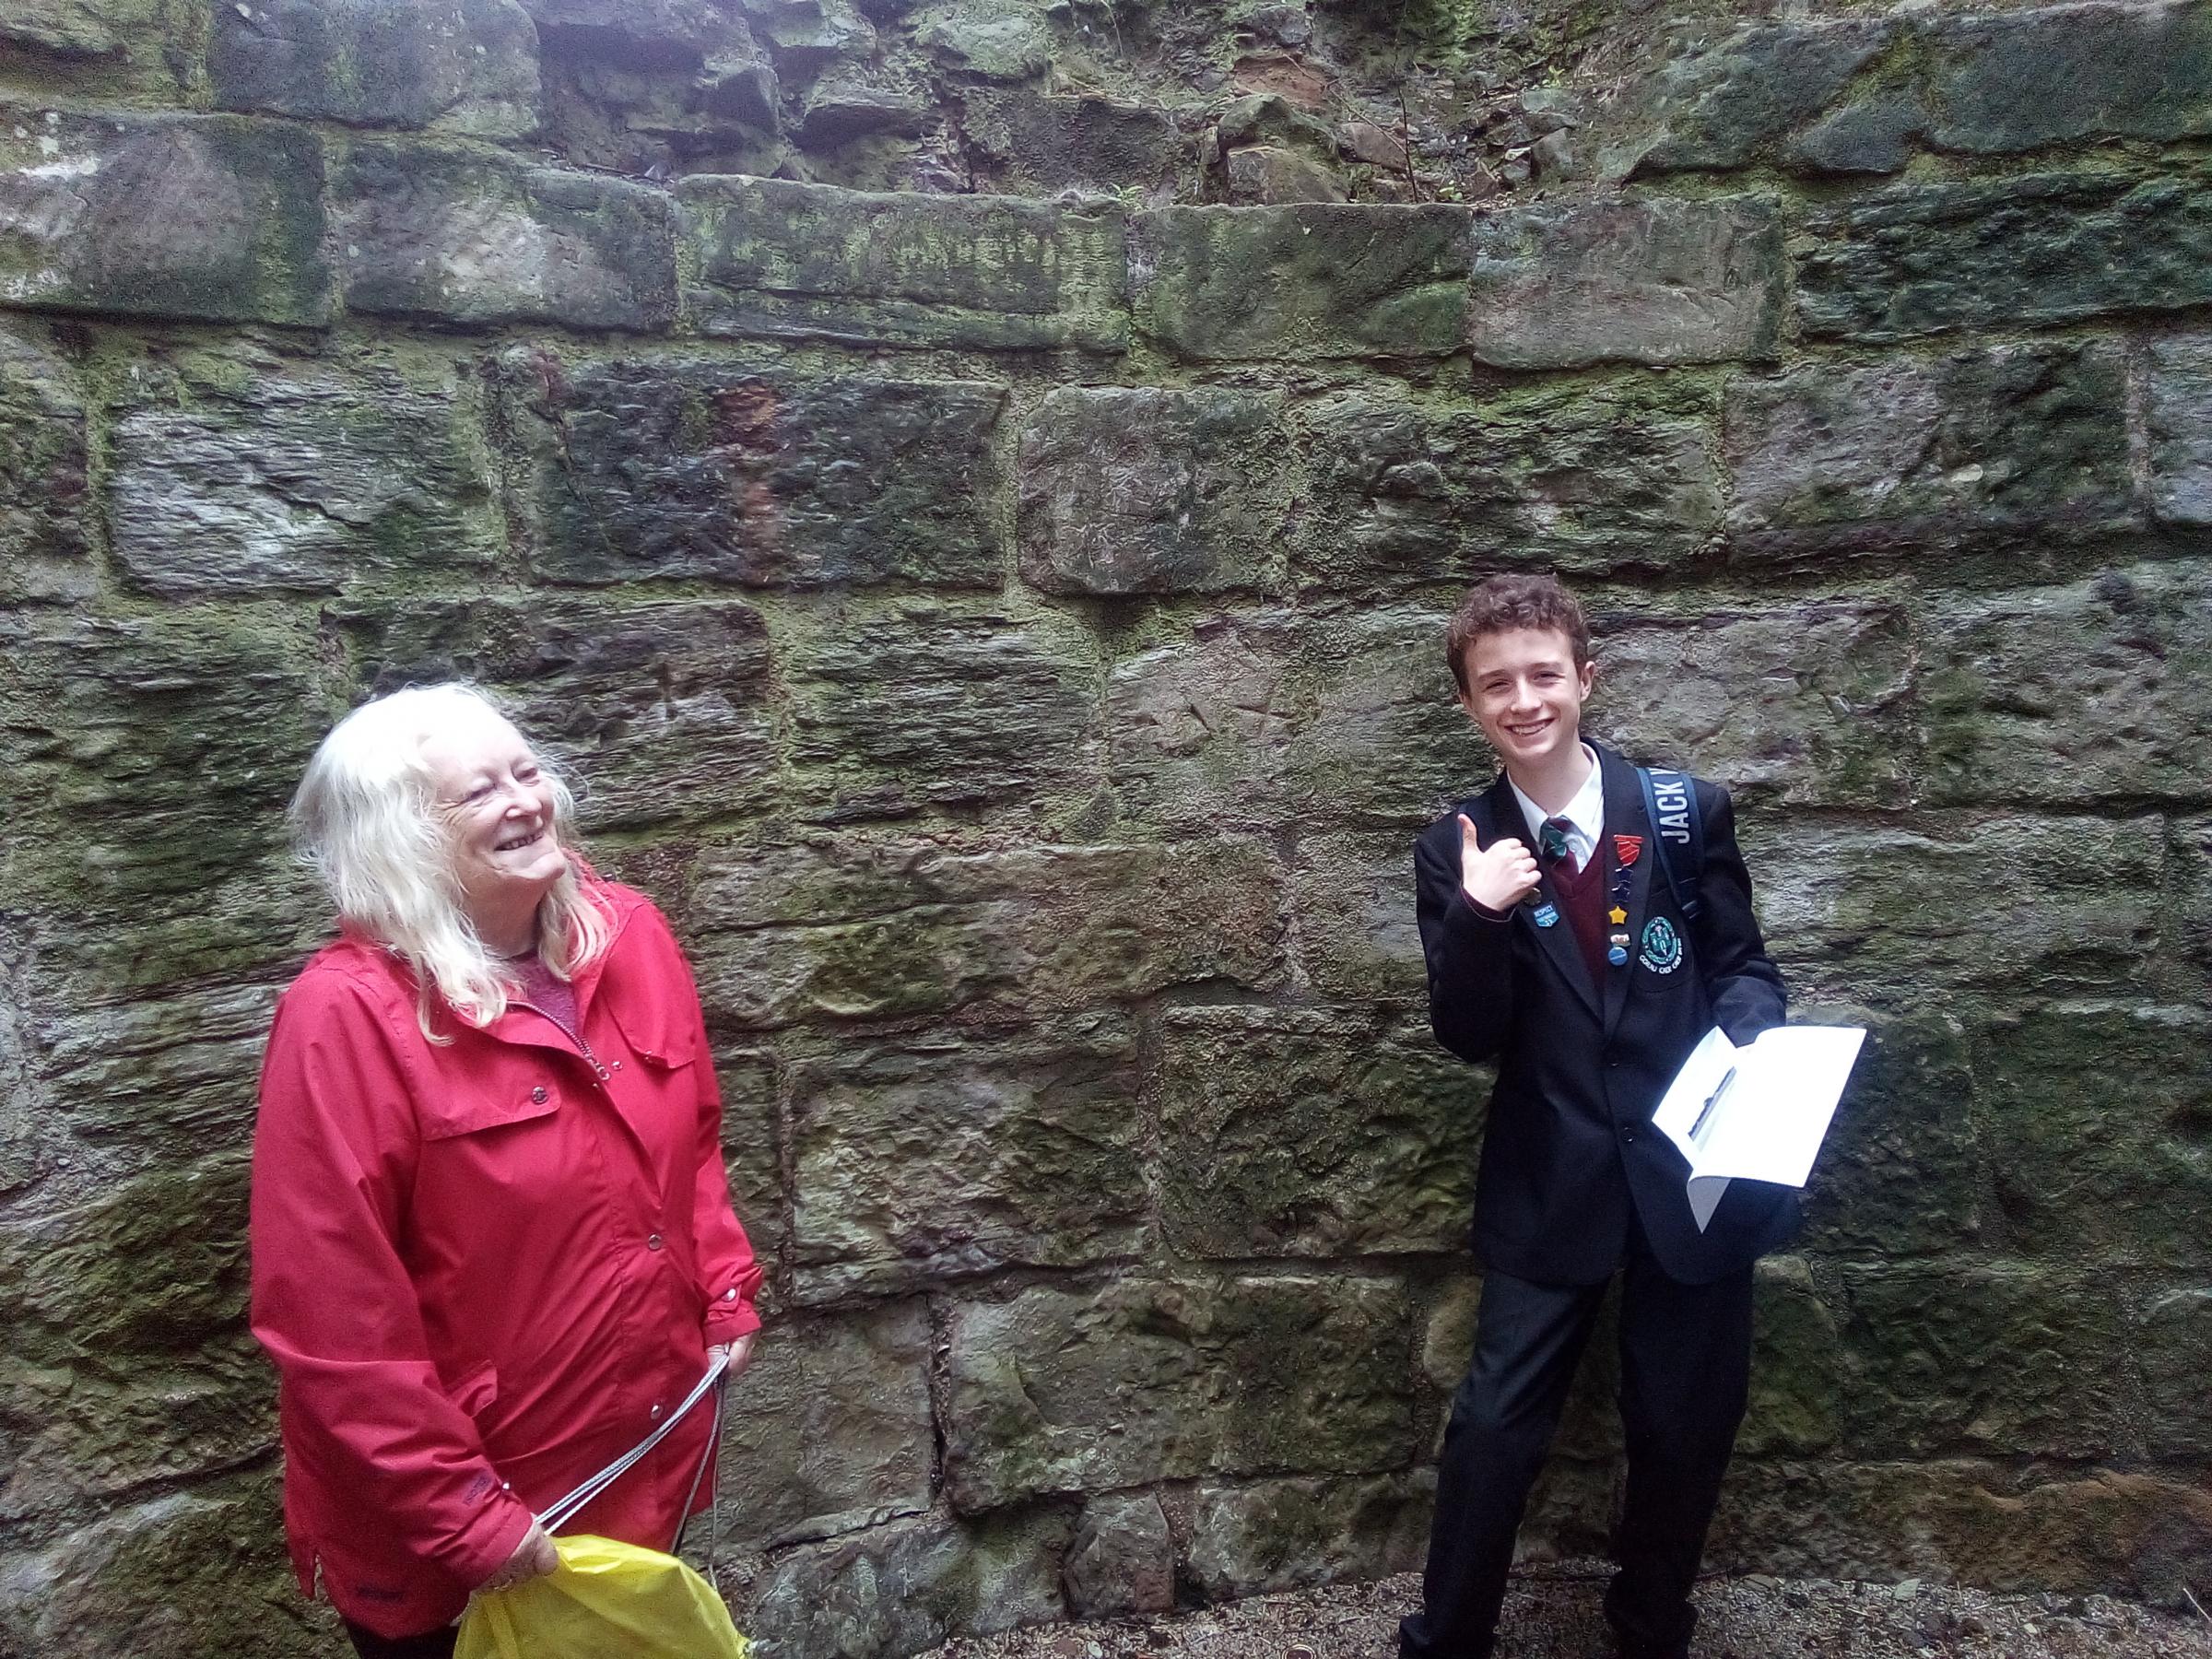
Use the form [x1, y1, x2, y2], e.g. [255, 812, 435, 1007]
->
[535, 1351, 729, 1536]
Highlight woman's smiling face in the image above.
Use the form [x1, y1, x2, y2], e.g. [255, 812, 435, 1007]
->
[420, 709, 567, 926]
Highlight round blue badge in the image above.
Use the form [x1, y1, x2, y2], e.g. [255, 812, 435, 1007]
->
[1638, 916, 1683, 975]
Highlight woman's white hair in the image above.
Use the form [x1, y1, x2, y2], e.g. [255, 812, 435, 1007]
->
[289, 682, 613, 1040]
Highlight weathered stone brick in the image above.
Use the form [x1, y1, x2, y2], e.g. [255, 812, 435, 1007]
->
[1796, 1009, 1985, 1262]
[711, 1043, 782, 1273]
[943, 1275, 1416, 1512]
[2146, 336, 2212, 526]
[0, 609, 329, 978]
[0, 1162, 276, 1520]
[1711, 1461, 2212, 1601]
[1467, 195, 1782, 369]
[334, 594, 777, 830]
[1744, 815, 2162, 1006]
[1018, 386, 1289, 596]
[1837, 1262, 2124, 1459]
[0, 0, 188, 81]
[1603, 18, 1895, 177]
[1741, 1256, 1842, 1458]
[782, 604, 1095, 821]
[211, 0, 541, 135]
[1926, 1, 2212, 155]
[1971, 1003, 2212, 1273]
[1919, 564, 2212, 807]
[335, 140, 677, 330]
[1287, 830, 1430, 1006]
[1134, 203, 1472, 361]
[745, 1511, 1070, 1659]
[712, 1302, 934, 1547]
[685, 834, 1285, 1030]
[0, 1474, 322, 1659]
[679, 176, 1128, 351]
[0, 323, 89, 605]
[510, 353, 1007, 588]
[970, 91, 1192, 197]
[2135, 1288, 2212, 1463]
[1158, 1006, 1476, 1259]
[1593, 605, 1916, 808]
[1064, 1492, 1174, 1618]
[1108, 609, 1472, 836]
[1298, 380, 1723, 590]
[109, 354, 501, 598]
[0, 110, 328, 325]
[1724, 342, 2134, 562]
[1185, 1473, 1432, 1600]
[1797, 169, 2212, 341]
[786, 1016, 1148, 1299]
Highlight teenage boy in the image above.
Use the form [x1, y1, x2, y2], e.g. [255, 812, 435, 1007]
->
[1401, 574, 1793, 1659]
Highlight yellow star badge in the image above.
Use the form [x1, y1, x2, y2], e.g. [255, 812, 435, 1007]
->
[1608, 905, 1629, 924]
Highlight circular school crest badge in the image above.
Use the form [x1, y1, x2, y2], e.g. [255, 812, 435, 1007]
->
[1638, 916, 1683, 974]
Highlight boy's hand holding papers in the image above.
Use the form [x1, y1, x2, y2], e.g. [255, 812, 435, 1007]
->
[1652, 1024, 1866, 1231]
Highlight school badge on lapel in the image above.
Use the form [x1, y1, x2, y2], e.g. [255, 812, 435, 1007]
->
[1638, 915, 1683, 974]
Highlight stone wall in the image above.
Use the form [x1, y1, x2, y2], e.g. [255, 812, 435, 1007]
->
[1, 0, 2209, 1654]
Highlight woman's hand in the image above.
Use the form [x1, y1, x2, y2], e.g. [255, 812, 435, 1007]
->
[708, 1334, 756, 1381]
[477, 1519, 558, 1593]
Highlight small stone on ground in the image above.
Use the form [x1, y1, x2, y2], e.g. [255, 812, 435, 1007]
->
[919, 1564, 2212, 1659]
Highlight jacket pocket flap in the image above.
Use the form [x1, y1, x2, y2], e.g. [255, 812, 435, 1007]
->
[608, 996, 698, 1069]
[421, 1087, 561, 1141]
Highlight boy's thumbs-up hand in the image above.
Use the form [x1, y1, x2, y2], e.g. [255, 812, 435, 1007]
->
[1458, 814, 1541, 913]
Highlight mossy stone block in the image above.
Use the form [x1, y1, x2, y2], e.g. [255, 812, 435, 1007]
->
[712, 1301, 935, 1547]
[335, 140, 677, 329]
[679, 175, 1129, 352]
[212, 0, 541, 135]
[1919, 562, 2212, 807]
[1927, 1, 2212, 154]
[1018, 385, 1289, 597]
[109, 353, 501, 599]
[1158, 1006, 1476, 1259]
[943, 1275, 1416, 1512]
[1298, 380, 1723, 590]
[1185, 1472, 1432, 1599]
[746, 1510, 1070, 1658]
[1286, 830, 1430, 1006]
[1798, 168, 2212, 341]
[0, 109, 329, 325]
[786, 1014, 1147, 1298]
[781, 603, 1096, 823]
[1594, 604, 1917, 810]
[1740, 1255, 1841, 1458]
[1468, 194, 1783, 369]
[510, 352, 1008, 588]
[335, 594, 777, 831]
[1134, 203, 1472, 361]
[0, 322, 90, 605]
[1971, 1003, 2212, 1272]
[1837, 1261, 2122, 1460]
[1724, 340, 2135, 563]
[2146, 336, 2212, 526]
[1745, 814, 2162, 1006]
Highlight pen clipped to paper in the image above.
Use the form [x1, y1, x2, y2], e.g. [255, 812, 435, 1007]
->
[1685, 1065, 1735, 1146]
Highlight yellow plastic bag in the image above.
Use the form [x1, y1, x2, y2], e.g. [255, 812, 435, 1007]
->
[455, 1534, 750, 1659]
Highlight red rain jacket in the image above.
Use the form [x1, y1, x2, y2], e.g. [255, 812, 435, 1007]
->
[250, 882, 762, 1639]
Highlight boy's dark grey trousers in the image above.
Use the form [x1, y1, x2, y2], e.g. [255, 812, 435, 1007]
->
[1398, 1227, 1755, 1659]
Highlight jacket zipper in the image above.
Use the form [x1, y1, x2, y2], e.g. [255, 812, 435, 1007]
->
[518, 999, 612, 1084]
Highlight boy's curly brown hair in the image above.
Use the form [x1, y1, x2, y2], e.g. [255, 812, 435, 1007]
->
[1444, 574, 1592, 698]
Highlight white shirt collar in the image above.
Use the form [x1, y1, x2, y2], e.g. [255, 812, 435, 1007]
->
[1508, 745, 1605, 872]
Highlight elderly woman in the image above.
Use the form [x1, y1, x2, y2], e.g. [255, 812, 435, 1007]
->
[250, 683, 762, 1659]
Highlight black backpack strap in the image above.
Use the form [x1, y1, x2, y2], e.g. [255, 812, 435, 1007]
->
[1638, 765, 1704, 924]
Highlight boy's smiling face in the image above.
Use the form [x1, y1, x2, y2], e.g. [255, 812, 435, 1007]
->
[1458, 626, 1594, 771]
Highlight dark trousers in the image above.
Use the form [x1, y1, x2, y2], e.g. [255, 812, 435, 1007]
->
[342, 1619, 457, 1659]
[1400, 1241, 1754, 1659]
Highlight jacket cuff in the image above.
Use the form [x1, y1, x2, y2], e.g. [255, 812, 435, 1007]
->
[703, 1289, 763, 1344]
[1452, 889, 1514, 926]
[445, 1490, 536, 1594]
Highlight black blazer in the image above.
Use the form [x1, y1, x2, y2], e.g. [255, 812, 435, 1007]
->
[1413, 741, 1794, 1286]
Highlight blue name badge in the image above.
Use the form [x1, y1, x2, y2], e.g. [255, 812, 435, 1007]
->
[1532, 902, 1560, 928]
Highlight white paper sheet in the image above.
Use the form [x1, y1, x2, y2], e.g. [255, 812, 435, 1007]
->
[1650, 1024, 1866, 1231]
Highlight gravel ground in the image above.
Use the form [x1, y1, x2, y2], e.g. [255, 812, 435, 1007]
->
[921, 1564, 2212, 1659]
